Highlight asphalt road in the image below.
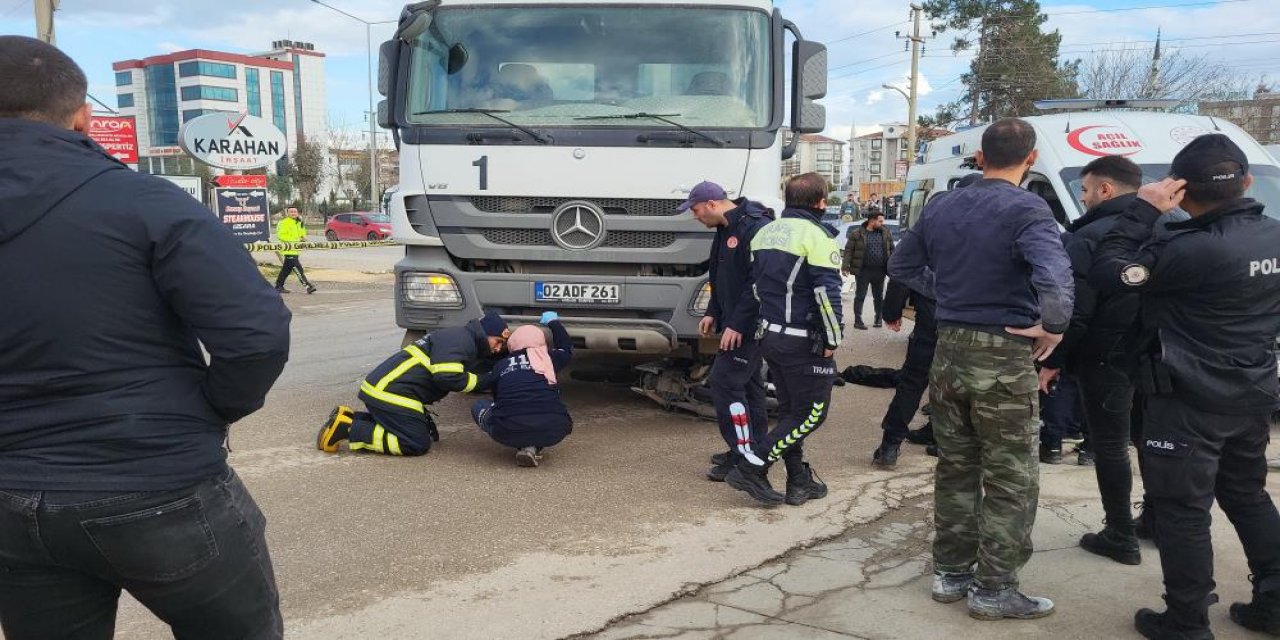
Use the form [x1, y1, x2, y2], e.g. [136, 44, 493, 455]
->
[108, 264, 919, 639]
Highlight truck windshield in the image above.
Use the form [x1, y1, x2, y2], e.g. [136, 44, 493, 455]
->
[404, 6, 772, 129]
[1059, 164, 1280, 220]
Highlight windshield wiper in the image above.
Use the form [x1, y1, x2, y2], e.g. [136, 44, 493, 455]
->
[413, 108, 551, 144]
[575, 112, 726, 147]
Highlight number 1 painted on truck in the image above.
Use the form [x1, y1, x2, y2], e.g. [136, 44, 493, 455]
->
[472, 155, 489, 190]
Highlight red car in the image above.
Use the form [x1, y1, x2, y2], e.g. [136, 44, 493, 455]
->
[325, 212, 393, 241]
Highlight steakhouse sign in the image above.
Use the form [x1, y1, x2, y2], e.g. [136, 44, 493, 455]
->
[179, 112, 287, 170]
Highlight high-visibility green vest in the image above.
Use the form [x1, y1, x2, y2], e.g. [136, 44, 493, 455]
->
[276, 217, 306, 256]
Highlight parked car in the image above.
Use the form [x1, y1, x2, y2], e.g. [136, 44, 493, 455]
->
[325, 212, 392, 241]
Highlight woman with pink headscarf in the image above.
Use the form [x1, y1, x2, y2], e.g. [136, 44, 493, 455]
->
[471, 312, 574, 466]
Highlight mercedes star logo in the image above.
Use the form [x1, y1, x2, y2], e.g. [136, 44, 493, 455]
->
[550, 201, 607, 251]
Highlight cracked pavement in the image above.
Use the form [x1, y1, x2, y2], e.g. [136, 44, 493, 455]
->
[588, 456, 1280, 640]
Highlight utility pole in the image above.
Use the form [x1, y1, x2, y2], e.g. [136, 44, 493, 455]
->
[34, 0, 59, 45]
[894, 5, 932, 168]
[905, 4, 924, 167]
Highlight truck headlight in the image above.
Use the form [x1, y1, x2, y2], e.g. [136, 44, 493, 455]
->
[689, 281, 712, 316]
[402, 272, 464, 307]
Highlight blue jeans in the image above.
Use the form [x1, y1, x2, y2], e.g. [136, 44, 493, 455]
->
[0, 468, 282, 640]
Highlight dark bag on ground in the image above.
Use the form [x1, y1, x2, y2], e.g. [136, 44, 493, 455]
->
[840, 365, 901, 388]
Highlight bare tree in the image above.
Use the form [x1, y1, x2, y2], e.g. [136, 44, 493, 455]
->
[286, 136, 327, 216]
[1077, 48, 1247, 103]
[326, 124, 361, 210]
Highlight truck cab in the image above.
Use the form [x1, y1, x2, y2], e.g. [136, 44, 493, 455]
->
[376, 0, 827, 353]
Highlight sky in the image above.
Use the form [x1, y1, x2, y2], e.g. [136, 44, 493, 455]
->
[2, 0, 1276, 143]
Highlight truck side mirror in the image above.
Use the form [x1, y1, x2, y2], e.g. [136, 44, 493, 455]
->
[378, 40, 397, 97]
[377, 100, 392, 129]
[793, 40, 827, 134]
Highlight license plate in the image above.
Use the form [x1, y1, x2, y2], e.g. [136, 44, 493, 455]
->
[535, 282, 621, 304]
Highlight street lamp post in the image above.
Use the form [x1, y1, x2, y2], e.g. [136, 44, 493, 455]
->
[309, 0, 396, 210]
[882, 84, 912, 178]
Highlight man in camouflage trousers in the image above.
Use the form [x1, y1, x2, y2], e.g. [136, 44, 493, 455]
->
[890, 119, 1074, 621]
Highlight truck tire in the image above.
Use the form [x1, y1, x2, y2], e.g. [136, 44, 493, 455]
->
[401, 329, 425, 348]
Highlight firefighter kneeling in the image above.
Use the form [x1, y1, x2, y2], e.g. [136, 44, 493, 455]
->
[317, 311, 511, 456]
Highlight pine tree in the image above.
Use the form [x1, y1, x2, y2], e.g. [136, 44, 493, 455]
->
[923, 0, 1079, 124]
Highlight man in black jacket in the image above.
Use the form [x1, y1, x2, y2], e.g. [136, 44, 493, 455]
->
[683, 181, 775, 481]
[319, 311, 510, 457]
[0, 37, 291, 639]
[1089, 134, 1280, 639]
[1040, 155, 1146, 565]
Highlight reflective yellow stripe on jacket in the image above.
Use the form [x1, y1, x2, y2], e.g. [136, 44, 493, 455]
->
[359, 344, 477, 412]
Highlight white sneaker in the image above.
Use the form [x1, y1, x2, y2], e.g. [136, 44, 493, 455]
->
[515, 446, 540, 467]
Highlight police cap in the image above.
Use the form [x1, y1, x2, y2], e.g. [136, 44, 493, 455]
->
[1171, 133, 1248, 183]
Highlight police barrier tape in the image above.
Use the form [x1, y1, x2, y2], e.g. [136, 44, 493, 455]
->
[245, 240, 398, 252]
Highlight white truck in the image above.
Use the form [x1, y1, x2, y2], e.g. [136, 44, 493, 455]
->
[375, 0, 828, 357]
[901, 102, 1280, 229]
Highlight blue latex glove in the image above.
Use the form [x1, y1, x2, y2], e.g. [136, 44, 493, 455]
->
[540, 311, 559, 325]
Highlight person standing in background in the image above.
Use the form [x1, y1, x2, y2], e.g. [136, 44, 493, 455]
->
[275, 207, 316, 294]
[843, 211, 894, 330]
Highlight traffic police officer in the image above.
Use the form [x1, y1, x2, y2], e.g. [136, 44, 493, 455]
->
[317, 311, 511, 456]
[1089, 134, 1280, 639]
[724, 172, 840, 507]
[274, 207, 316, 294]
[681, 180, 775, 482]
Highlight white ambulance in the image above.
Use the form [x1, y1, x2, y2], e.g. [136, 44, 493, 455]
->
[901, 100, 1280, 230]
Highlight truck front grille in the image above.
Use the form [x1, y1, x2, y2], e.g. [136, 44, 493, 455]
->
[469, 196, 684, 217]
[481, 229, 676, 249]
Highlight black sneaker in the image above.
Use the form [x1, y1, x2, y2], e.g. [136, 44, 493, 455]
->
[785, 462, 828, 506]
[276, 286, 291, 294]
[872, 442, 901, 469]
[710, 451, 732, 466]
[874, 320, 883, 328]
[707, 458, 735, 482]
[725, 462, 785, 506]
[306, 284, 318, 294]
[855, 321, 868, 330]
[926, 444, 939, 458]
[1078, 448, 1096, 466]
[1134, 608, 1215, 640]
[1080, 526, 1141, 565]
[906, 423, 936, 445]
[1230, 587, 1280, 636]
[1040, 444, 1064, 464]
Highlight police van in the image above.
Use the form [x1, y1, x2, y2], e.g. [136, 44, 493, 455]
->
[901, 100, 1280, 231]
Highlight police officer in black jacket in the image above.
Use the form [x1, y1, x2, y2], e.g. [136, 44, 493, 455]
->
[1040, 155, 1147, 566]
[1089, 134, 1280, 639]
[0, 37, 291, 639]
[872, 173, 978, 468]
[872, 278, 937, 468]
[682, 181, 775, 482]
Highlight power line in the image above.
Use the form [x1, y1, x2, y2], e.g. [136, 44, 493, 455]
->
[831, 51, 908, 72]
[2, 0, 28, 18]
[825, 21, 908, 46]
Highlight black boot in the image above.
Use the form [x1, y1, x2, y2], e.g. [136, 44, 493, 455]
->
[1080, 524, 1141, 565]
[1230, 581, 1280, 636]
[725, 460, 785, 506]
[905, 422, 935, 445]
[872, 441, 901, 469]
[1134, 607, 1215, 640]
[783, 456, 828, 506]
